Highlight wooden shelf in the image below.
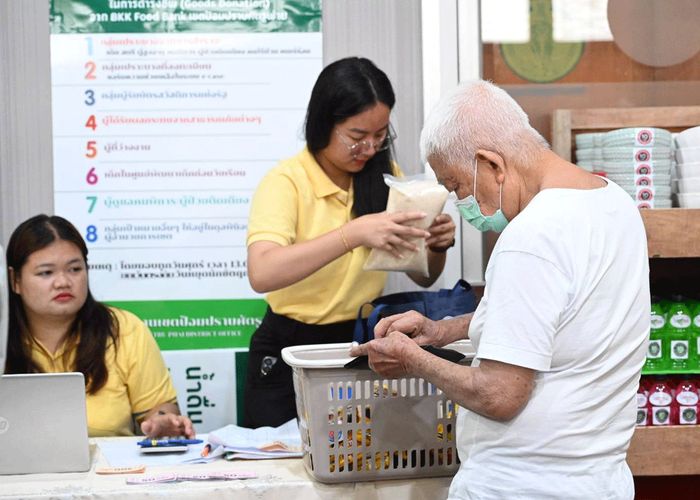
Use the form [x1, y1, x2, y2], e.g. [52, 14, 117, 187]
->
[552, 105, 700, 161]
[551, 106, 700, 479]
[628, 426, 700, 476]
[641, 208, 700, 258]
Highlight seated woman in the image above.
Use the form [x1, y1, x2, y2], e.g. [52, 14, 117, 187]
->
[4, 214, 194, 438]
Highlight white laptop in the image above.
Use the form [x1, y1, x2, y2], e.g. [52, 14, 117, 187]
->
[0, 372, 91, 474]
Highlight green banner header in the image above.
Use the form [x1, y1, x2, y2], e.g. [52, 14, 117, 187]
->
[50, 0, 321, 34]
[109, 298, 267, 349]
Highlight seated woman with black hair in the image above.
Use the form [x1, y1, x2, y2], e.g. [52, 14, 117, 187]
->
[5, 214, 194, 438]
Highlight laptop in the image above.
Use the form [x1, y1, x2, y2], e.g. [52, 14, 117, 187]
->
[0, 372, 91, 474]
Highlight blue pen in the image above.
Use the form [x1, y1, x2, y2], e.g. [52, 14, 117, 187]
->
[137, 438, 203, 447]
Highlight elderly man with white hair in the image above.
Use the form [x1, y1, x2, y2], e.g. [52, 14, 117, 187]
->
[351, 80, 650, 499]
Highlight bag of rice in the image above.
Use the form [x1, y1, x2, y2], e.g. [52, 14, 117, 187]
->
[363, 174, 449, 277]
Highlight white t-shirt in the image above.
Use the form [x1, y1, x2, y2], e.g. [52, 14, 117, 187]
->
[449, 180, 650, 500]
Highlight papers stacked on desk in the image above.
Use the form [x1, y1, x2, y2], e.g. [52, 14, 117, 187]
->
[208, 419, 303, 460]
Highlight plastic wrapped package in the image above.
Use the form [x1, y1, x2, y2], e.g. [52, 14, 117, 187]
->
[363, 174, 448, 277]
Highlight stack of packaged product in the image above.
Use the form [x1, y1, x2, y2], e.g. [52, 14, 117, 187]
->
[574, 132, 604, 172]
[637, 377, 700, 426]
[575, 127, 674, 208]
[645, 298, 698, 373]
[638, 297, 700, 426]
[672, 125, 700, 208]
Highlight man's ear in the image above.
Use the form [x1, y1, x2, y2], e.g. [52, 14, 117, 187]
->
[475, 149, 506, 184]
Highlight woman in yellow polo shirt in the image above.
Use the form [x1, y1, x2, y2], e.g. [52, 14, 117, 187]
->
[5, 214, 195, 438]
[243, 57, 456, 427]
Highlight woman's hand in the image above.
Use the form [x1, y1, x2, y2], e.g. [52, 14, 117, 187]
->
[426, 213, 456, 252]
[345, 211, 430, 258]
[140, 411, 195, 439]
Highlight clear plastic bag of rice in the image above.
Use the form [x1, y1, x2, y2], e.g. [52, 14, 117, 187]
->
[363, 174, 449, 277]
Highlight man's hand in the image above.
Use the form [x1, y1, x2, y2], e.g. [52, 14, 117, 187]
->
[374, 310, 445, 346]
[350, 331, 423, 377]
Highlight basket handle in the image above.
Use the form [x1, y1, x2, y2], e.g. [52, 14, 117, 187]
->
[281, 340, 475, 369]
[281, 342, 357, 369]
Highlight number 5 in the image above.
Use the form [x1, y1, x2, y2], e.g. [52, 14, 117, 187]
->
[85, 141, 97, 158]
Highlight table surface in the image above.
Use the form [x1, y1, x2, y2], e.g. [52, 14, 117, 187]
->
[1, 438, 454, 500]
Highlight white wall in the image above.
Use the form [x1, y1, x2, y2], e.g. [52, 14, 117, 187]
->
[0, 0, 54, 245]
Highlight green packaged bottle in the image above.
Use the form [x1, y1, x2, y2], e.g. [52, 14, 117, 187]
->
[646, 302, 667, 371]
[666, 301, 693, 371]
[692, 302, 700, 370]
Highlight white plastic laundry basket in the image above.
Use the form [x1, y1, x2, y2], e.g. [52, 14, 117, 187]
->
[281, 341, 475, 483]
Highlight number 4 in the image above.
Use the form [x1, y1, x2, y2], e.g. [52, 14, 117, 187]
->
[85, 115, 97, 131]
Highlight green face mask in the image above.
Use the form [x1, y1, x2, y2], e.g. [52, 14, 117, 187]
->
[454, 160, 509, 233]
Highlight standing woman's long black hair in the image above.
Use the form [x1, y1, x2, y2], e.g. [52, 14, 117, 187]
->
[5, 214, 117, 394]
[305, 57, 395, 217]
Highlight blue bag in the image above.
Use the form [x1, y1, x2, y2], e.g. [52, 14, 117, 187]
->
[353, 279, 477, 343]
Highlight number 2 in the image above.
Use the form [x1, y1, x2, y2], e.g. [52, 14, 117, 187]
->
[85, 61, 96, 80]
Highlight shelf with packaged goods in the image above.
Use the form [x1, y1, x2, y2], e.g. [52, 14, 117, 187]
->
[551, 106, 700, 478]
[633, 210, 700, 476]
[552, 105, 700, 162]
[628, 425, 700, 476]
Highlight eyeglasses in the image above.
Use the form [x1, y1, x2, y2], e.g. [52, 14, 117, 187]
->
[335, 124, 397, 157]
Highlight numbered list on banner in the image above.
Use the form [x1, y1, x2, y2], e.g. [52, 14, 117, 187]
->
[49, 1, 322, 429]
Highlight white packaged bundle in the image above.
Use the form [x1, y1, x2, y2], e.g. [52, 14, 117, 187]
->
[363, 174, 449, 277]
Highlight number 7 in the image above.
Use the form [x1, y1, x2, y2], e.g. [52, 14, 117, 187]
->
[86, 196, 97, 213]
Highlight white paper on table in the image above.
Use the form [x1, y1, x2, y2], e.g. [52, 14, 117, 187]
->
[207, 419, 302, 454]
[97, 436, 208, 467]
[180, 444, 227, 464]
[224, 451, 302, 460]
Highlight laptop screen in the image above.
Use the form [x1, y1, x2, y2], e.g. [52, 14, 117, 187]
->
[0, 246, 8, 375]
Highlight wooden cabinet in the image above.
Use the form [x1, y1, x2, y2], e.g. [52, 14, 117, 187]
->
[641, 209, 700, 258]
[552, 106, 700, 477]
[628, 426, 700, 476]
[628, 208, 700, 476]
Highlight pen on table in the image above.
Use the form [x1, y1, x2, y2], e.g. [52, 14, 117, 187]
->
[201, 443, 212, 458]
[137, 438, 203, 447]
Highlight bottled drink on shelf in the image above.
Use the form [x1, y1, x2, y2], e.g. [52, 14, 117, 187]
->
[636, 381, 650, 426]
[666, 300, 693, 371]
[645, 302, 667, 371]
[674, 380, 700, 425]
[692, 302, 700, 369]
[648, 379, 674, 426]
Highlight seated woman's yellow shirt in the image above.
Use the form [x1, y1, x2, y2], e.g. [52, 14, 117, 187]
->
[247, 147, 400, 324]
[29, 307, 177, 437]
